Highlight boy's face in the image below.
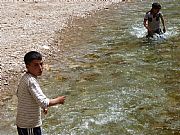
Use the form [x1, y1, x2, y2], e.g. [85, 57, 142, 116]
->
[26, 60, 43, 76]
[152, 8, 160, 14]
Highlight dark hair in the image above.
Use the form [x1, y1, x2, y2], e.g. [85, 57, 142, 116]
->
[152, 2, 161, 9]
[24, 51, 42, 65]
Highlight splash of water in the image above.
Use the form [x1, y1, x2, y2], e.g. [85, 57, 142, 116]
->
[130, 24, 147, 38]
[130, 24, 178, 40]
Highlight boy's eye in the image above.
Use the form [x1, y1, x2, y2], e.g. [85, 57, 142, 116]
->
[32, 63, 43, 67]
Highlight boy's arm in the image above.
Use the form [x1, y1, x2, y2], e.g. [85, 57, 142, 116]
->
[144, 13, 152, 32]
[160, 14, 166, 33]
[29, 78, 50, 109]
[43, 96, 65, 115]
[144, 19, 152, 33]
[143, 19, 149, 30]
[29, 77, 65, 108]
[48, 96, 66, 107]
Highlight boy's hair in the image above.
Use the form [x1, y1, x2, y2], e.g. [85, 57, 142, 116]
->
[152, 2, 161, 9]
[24, 51, 42, 65]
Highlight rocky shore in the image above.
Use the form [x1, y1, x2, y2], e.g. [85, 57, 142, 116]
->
[0, 0, 123, 105]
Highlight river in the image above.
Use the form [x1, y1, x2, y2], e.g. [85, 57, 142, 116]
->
[0, 0, 179, 135]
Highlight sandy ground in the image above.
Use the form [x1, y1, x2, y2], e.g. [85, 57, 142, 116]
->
[0, 0, 123, 105]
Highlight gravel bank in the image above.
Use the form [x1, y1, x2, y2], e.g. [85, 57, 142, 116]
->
[0, 0, 122, 105]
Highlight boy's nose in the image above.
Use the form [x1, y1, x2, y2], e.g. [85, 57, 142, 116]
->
[40, 65, 43, 70]
[39, 64, 43, 71]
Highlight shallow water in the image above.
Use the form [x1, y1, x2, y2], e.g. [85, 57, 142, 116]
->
[1, 0, 180, 135]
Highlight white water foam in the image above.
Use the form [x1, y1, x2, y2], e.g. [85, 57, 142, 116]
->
[130, 23, 178, 40]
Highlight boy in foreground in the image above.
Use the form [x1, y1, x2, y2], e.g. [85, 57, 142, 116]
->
[144, 2, 166, 37]
[16, 51, 66, 135]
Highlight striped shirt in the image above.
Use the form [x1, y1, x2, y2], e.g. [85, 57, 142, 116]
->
[16, 73, 49, 128]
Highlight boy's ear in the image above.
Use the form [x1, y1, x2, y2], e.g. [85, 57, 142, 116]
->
[26, 64, 30, 69]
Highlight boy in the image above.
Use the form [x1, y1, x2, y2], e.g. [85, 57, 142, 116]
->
[144, 2, 166, 37]
[16, 51, 66, 135]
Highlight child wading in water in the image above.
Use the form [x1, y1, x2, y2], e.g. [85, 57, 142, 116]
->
[16, 51, 66, 135]
[144, 2, 166, 37]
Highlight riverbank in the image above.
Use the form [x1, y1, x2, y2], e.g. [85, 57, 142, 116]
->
[0, 0, 125, 106]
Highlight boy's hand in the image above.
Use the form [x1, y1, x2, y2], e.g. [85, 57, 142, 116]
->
[48, 96, 66, 106]
[43, 108, 48, 115]
[163, 27, 166, 33]
[58, 96, 66, 104]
